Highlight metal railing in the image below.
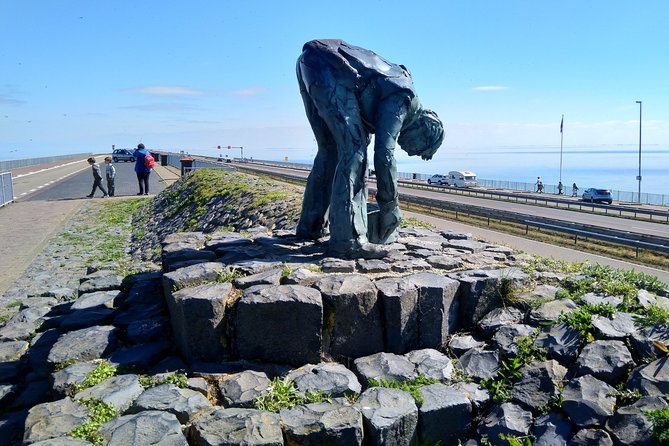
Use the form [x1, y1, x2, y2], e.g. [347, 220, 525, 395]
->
[0, 172, 14, 208]
[0, 153, 92, 173]
[408, 181, 669, 223]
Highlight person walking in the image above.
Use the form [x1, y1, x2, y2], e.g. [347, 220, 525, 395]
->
[104, 156, 116, 197]
[86, 157, 108, 198]
[535, 177, 542, 193]
[133, 143, 152, 195]
[557, 181, 564, 195]
[572, 182, 579, 197]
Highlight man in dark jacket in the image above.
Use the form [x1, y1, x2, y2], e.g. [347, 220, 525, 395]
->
[133, 143, 152, 195]
[295, 39, 444, 256]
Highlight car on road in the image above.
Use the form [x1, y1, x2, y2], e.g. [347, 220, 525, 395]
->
[112, 149, 135, 163]
[582, 188, 613, 204]
[427, 174, 447, 185]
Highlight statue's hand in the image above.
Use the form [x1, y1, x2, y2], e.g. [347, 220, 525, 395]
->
[378, 206, 402, 241]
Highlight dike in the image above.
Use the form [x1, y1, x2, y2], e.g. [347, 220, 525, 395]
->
[1, 168, 668, 445]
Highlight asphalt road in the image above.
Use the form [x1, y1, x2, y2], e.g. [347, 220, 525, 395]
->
[16, 159, 166, 201]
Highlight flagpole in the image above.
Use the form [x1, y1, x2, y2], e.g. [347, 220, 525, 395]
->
[559, 114, 564, 184]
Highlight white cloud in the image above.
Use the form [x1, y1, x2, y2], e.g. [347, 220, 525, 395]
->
[472, 86, 511, 92]
[121, 102, 199, 112]
[132, 85, 207, 96]
[228, 87, 267, 97]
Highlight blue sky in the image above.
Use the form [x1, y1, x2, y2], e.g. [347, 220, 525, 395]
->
[2, 1, 668, 169]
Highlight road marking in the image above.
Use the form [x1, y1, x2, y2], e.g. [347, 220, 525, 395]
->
[13, 159, 87, 179]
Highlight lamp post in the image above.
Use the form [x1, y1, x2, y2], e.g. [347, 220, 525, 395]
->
[636, 100, 642, 203]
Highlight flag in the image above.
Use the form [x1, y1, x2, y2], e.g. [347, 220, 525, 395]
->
[560, 115, 563, 133]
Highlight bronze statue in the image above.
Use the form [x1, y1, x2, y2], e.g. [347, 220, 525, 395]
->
[296, 39, 444, 256]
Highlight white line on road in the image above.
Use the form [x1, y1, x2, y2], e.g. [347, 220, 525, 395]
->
[13, 159, 87, 179]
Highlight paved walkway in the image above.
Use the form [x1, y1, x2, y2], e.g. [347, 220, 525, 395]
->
[0, 164, 181, 296]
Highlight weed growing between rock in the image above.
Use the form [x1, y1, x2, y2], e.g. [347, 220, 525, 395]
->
[400, 217, 433, 229]
[497, 434, 533, 446]
[69, 398, 116, 446]
[367, 375, 439, 406]
[636, 304, 669, 328]
[558, 303, 617, 342]
[254, 377, 330, 412]
[139, 372, 188, 389]
[611, 384, 643, 406]
[70, 360, 118, 396]
[480, 332, 547, 403]
[646, 407, 669, 443]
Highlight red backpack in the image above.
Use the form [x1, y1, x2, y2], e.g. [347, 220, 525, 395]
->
[144, 153, 155, 169]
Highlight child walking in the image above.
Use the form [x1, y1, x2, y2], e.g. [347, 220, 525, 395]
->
[86, 157, 108, 198]
[104, 156, 116, 197]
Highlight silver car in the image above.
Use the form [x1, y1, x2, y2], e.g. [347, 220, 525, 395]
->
[112, 149, 135, 162]
[582, 188, 613, 205]
[427, 174, 447, 185]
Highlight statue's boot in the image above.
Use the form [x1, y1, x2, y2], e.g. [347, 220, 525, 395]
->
[328, 240, 391, 260]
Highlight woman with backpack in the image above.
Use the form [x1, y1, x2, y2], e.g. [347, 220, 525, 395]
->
[133, 143, 154, 195]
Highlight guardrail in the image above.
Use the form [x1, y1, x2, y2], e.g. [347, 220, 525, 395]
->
[407, 181, 669, 223]
[161, 153, 236, 175]
[1, 172, 14, 208]
[400, 192, 669, 256]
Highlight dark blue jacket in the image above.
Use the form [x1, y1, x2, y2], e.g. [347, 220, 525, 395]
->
[133, 149, 152, 173]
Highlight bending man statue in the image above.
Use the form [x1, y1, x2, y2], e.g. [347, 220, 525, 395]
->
[296, 39, 444, 256]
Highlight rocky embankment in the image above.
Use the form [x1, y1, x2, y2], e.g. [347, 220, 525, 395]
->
[1, 168, 669, 445]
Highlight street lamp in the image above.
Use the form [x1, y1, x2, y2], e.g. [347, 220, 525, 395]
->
[636, 101, 642, 203]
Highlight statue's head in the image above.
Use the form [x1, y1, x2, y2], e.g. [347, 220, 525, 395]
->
[398, 109, 444, 160]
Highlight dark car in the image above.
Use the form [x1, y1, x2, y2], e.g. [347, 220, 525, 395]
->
[582, 188, 613, 204]
[112, 149, 135, 162]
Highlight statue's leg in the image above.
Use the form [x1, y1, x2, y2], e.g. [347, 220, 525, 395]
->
[311, 87, 369, 253]
[295, 64, 338, 239]
[295, 50, 369, 253]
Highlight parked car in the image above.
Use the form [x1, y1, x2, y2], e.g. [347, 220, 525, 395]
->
[112, 148, 135, 162]
[427, 174, 447, 185]
[582, 188, 613, 204]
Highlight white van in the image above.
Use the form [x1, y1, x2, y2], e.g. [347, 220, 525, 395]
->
[446, 170, 478, 187]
